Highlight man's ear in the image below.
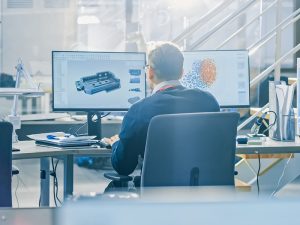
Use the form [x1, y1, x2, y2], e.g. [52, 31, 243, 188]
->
[148, 66, 155, 81]
[178, 68, 184, 79]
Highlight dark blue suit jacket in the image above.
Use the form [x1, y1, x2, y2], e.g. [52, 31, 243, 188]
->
[111, 86, 220, 175]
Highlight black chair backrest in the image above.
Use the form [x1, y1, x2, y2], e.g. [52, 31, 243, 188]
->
[141, 112, 239, 187]
[0, 122, 13, 207]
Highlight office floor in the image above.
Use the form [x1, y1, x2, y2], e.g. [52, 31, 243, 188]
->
[12, 158, 111, 208]
[11, 158, 300, 208]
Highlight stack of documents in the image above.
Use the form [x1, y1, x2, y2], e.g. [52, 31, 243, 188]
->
[28, 132, 98, 147]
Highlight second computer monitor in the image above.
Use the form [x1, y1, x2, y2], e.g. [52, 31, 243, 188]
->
[181, 50, 250, 108]
[52, 51, 146, 111]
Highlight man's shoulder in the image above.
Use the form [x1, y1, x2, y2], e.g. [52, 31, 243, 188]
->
[127, 93, 165, 117]
[179, 88, 220, 109]
[129, 87, 219, 111]
[131, 92, 161, 107]
[186, 88, 216, 98]
[169, 87, 217, 100]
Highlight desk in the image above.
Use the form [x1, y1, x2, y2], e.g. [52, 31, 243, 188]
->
[13, 141, 111, 206]
[13, 138, 300, 205]
[13, 141, 111, 159]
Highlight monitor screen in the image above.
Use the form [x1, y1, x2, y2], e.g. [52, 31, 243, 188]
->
[181, 50, 250, 108]
[52, 51, 146, 111]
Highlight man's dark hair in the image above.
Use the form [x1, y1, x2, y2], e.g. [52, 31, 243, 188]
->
[148, 42, 184, 81]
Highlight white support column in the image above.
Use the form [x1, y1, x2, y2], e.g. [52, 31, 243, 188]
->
[274, 0, 282, 81]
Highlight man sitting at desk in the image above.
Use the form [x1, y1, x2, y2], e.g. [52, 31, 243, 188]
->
[104, 42, 220, 177]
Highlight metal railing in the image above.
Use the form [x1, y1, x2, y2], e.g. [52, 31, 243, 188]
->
[237, 43, 300, 131]
[216, 0, 278, 50]
[248, 7, 300, 56]
[172, 0, 235, 44]
[188, 0, 258, 50]
[250, 43, 300, 88]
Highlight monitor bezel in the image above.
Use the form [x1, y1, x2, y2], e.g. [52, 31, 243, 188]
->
[182, 49, 250, 108]
[52, 50, 147, 112]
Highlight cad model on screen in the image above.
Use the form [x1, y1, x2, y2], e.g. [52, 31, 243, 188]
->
[52, 51, 146, 110]
[75, 71, 121, 95]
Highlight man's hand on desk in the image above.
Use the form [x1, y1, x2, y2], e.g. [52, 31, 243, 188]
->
[102, 135, 119, 146]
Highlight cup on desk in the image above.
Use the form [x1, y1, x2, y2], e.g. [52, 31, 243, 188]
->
[271, 113, 295, 142]
[282, 113, 295, 142]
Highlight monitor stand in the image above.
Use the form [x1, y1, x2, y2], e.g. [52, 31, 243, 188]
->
[87, 112, 102, 140]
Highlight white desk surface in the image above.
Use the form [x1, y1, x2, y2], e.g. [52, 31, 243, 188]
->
[13, 137, 300, 160]
[13, 141, 112, 160]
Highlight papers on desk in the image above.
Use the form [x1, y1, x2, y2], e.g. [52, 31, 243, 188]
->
[28, 132, 98, 147]
[269, 81, 295, 141]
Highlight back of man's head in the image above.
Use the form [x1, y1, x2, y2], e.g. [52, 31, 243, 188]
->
[148, 42, 184, 81]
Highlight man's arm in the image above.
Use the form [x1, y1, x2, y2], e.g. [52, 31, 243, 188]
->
[111, 105, 145, 176]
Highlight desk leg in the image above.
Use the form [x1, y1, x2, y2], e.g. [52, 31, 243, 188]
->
[40, 157, 50, 206]
[64, 155, 74, 199]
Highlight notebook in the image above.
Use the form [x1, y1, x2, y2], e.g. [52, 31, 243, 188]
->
[28, 132, 98, 147]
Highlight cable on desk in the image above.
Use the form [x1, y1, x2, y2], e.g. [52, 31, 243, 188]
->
[262, 110, 277, 135]
[54, 159, 62, 205]
[101, 112, 111, 118]
[255, 151, 261, 196]
[271, 153, 293, 197]
[51, 158, 62, 206]
[68, 112, 111, 136]
[67, 121, 88, 137]
[51, 158, 57, 207]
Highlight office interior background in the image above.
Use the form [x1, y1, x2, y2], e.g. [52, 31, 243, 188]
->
[0, 0, 298, 116]
[1, 0, 300, 223]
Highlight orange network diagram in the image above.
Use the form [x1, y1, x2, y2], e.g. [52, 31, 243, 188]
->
[181, 58, 217, 89]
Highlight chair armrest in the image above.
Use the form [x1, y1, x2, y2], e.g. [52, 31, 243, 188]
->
[104, 172, 133, 182]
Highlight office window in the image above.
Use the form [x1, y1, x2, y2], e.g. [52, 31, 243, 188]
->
[44, 0, 70, 8]
[7, 0, 33, 8]
[0, 0, 296, 116]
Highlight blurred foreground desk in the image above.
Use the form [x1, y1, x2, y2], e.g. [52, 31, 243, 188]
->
[0, 208, 54, 225]
[13, 141, 111, 207]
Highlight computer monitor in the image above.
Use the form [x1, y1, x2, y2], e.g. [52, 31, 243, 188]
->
[52, 51, 146, 111]
[181, 50, 250, 108]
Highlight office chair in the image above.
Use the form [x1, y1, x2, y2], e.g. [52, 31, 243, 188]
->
[104, 112, 239, 190]
[0, 122, 13, 207]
